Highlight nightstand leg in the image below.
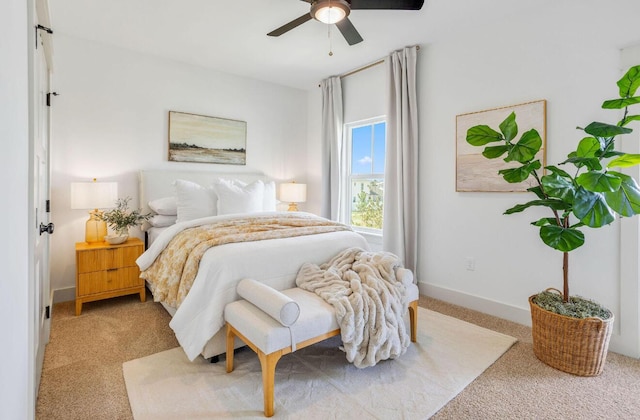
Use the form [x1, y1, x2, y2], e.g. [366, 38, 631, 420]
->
[139, 287, 146, 302]
[75, 299, 82, 316]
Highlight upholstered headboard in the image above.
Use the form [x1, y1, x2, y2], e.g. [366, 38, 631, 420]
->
[138, 169, 267, 214]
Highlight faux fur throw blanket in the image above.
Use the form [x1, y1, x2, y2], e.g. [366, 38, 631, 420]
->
[295, 247, 411, 368]
[140, 214, 351, 308]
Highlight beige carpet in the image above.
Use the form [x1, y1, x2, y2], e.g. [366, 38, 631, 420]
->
[123, 308, 516, 419]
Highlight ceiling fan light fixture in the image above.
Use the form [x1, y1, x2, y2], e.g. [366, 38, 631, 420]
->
[311, 0, 350, 24]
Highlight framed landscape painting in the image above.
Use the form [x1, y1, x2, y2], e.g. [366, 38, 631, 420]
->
[168, 111, 246, 165]
[456, 100, 546, 192]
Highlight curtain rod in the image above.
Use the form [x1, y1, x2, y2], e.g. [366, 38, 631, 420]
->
[318, 45, 420, 87]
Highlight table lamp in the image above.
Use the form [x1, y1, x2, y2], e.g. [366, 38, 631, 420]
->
[279, 182, 307, 212]
[71, 179, 118, 243]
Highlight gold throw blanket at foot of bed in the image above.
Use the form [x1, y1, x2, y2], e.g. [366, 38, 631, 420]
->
[141, 213, 352, 308]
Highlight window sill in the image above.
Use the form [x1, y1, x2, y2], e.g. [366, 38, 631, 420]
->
[353, 228, 382, 250]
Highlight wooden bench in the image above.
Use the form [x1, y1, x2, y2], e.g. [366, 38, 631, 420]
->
[224, 281, 419, 417]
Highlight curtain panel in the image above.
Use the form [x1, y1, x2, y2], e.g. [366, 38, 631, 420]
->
[383, 46, 419, 273]
[320, 76, 346, 221]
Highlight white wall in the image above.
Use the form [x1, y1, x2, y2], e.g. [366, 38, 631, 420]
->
[419, 34, 635, 353]
[1, 0, 33, 417]
[617, 45, 640, 357]
[307, 29, 639, 356]
[50, 35, 309, 296]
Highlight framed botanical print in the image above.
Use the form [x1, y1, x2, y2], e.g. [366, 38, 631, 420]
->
[456, 100, 546, 192]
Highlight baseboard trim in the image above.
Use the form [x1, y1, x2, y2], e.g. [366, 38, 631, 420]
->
[53, 287, 75, 304]
[419, 282, 532, 327]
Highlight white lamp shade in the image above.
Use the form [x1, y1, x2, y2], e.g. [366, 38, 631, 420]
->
[71, 181, 118, 209]
[279, 182, 307, 203]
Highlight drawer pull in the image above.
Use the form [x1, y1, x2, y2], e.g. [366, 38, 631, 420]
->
[107, 268, 117, 272]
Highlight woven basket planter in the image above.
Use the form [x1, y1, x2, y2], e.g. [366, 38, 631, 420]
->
[529, 294, 614, 376]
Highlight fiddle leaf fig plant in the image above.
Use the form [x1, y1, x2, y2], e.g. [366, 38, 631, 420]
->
[466, 65, 640, 311]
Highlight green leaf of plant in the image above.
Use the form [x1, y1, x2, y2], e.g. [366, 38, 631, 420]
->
[603, 171, 640, 217]
[482, 145, 509, 159]
[602, 150, 626, 159]
[541, 172, 575, 201]
[608, 154, 640, 168]
[466, 125, 503, 146]
[527, 186, 545, 199]
[601, 96, 640, 109]
[621, 115, 640, 126]
[532, 217, 558, 227]
[562, 156, 603, 171]
[504, 199, 570, 215]
[498, 160, 541, 183]
[616, 65, 640, 98]
[545, 165, 572, 179]
[583, 122, 633, 138]
[504, 129, 542, 163]
[576, 171, 622, 192]
[575, 137, 601, 158]
[572, 187, 615, 227]
[539, 225, 585, 252]
[499, 112, 518, 142]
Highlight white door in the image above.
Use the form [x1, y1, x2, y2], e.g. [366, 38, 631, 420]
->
[33, 17, 53, 391]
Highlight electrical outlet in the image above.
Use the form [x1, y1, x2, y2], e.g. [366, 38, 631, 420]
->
[465, 257, 476, 271]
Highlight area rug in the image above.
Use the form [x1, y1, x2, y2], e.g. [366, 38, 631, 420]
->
[123, 308, 517, 419]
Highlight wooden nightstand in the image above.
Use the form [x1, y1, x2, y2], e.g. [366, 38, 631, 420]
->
[75, 237, 145, 315]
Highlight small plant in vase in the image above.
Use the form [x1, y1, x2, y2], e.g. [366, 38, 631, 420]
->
[465, 65, 640, 375]
[101, 197, 151, 244]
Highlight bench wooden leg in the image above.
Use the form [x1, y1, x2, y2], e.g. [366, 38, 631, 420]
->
[258, 350, 283, 417]
[409, 300, 418, 343]
[226, 324, 235, 373]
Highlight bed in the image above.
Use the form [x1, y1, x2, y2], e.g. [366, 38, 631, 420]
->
[137, 170, 370, 361]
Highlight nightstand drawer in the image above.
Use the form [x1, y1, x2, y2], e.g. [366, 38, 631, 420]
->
[77, 266, 142, 295]
[75, 238, 145, 315]
[77, 247, 140, 273]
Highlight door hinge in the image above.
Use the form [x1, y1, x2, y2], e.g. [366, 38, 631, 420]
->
[46, 199, 50, 213]
[45, 305, 51, 319]
[46, 92, 58, 107]
[35, 24, 53, 49]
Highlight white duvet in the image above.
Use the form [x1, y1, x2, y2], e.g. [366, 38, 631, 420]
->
[137, 212, 369, 361]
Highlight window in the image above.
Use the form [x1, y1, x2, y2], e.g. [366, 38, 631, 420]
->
[343, 117, 386, 232]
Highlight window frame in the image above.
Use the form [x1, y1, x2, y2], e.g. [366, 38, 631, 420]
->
[342, 116, 386, 236]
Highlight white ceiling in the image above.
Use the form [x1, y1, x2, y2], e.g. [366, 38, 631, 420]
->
[48, 0, 640, 90]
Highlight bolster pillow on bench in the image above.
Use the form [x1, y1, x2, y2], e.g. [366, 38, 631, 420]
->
[236, 278, 301, 326]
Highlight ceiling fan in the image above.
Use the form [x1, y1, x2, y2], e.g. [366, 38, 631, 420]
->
[267, 0, 425, 46]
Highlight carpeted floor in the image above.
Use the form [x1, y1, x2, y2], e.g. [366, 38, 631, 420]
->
[36, 292, 640, 419]
[122, 307, 516, 419]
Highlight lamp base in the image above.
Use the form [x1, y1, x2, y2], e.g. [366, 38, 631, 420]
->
[85, 210, 107, 243]
[287, 202, 299, 212]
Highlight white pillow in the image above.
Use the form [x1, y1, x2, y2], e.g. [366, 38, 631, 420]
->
[215, 178, 276, 212]
[236, 278, 300, 326]
[174, 179, 218, 223]
[214, 179, 265, 215]
[148, 196, 178, 216]
[262, 181, 277, 212]
[148, 214, 177, 228]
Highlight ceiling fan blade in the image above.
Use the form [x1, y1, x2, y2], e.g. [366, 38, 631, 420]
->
[267, 13, 313, 37]
[350, 0, 424, 10]
[335, 17, 363, 46]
